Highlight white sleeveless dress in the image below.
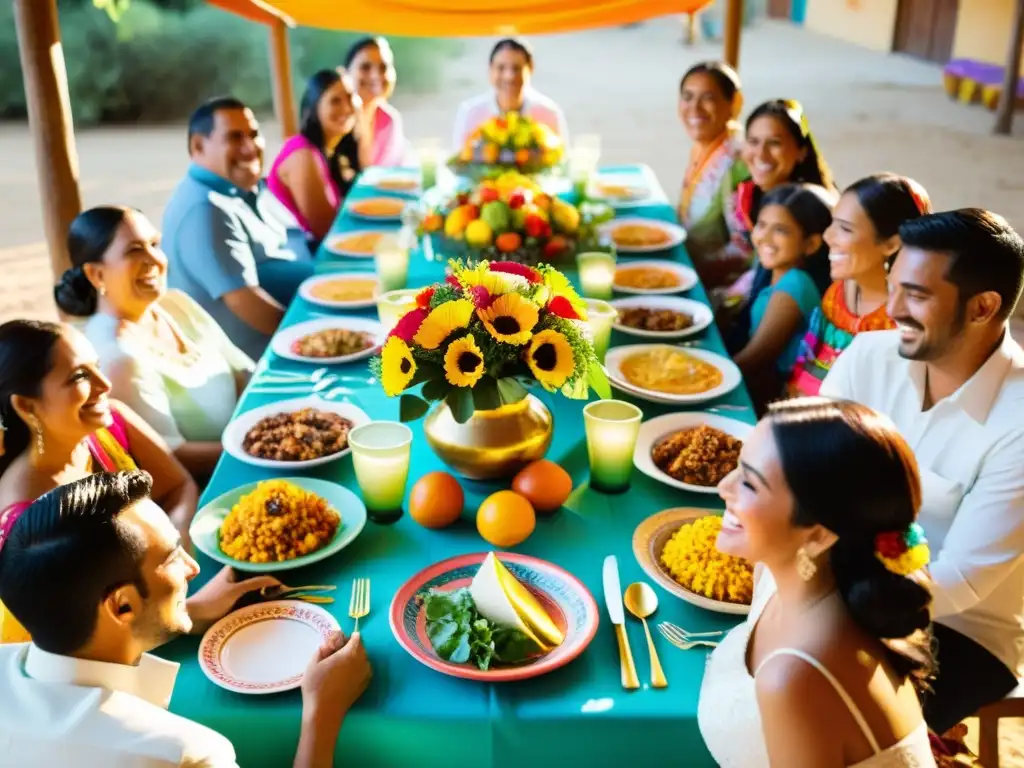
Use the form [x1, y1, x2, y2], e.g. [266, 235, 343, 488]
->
[698, 573, 936, 767]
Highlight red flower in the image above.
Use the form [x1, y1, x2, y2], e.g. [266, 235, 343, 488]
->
[468, 285, 493, 309]
[388, 307, 428, 342]
[445, 274, 463, 290]
[416, 286, 436, 309]
[874, 532, 905, 559]
[490, 261, 541, 283]
[545, 295, 580, 320]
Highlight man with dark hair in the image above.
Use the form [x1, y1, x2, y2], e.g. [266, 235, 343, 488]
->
[0, 471, 370, 766]
[163, 95, 314, 361]
[822, 208, 1024, 732]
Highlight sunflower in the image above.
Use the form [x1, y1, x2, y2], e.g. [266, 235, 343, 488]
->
[413, 298, 475, 350]
[526, 329, 575, 388]
[457, 262, 529, 295]
[381, 337, 417, 396]
[444, 335, 486, 388]
[478, 292, 539, 345]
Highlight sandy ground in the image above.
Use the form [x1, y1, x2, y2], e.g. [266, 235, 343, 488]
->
[0, 15, 1022, 763]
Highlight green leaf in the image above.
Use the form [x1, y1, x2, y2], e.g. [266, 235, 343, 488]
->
[409, 360, 444, 387]
[497, 376, 529, 405]
[422, 378, 452, 402]
[472, 375, 502, 411]
[399, 394, 430, 422]
[447, 387, 475, 424]
[587, 364, 612, 400]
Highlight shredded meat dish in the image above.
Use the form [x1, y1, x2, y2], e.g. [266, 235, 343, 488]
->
[618, 307, 694, 332]
[651, 425, 742, 487]
[242, 408, 354, 462]
[291, 328, 375, 358]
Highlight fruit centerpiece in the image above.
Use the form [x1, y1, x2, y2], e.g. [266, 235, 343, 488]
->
[449, 112, 563, 180]
[369, 259, 611, 479]
[418, 171, 613, 267]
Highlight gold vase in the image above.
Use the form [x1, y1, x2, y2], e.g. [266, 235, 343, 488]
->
[423, 394, 553, 481]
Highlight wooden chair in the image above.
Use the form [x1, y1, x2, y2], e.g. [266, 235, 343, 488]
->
[976, 683, 1024, 767]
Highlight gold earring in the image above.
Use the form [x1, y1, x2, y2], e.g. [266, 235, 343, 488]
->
[796, 547, 817, 582]
[27, 415, 43, 455]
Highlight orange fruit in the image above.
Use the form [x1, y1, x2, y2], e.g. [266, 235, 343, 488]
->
[515, 148, 531, 166]
[409, 472, 464, 529]
[495, 232, 522, 253]
[476, 490, 535, 547]
[482, 143, 500, 164]
[512, 460, 573, 514]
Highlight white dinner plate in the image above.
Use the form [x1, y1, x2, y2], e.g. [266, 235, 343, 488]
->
[323, 230, 389, 258]
[604, 344, 742, 405]
[298, 272, 380, 310]
[610, 295, 713, 340]
[613, 259, 698, 295]
[271, 317, 386, 365]
[222, 395, 370, 470]
[598, 216, 687, 253]
[633, 411, 754, 494]
[198, 600, 341, 694]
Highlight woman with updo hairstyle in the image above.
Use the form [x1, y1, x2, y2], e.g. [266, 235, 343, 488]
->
[789, 174, 931, 397]
[55, 205, 253, 481]
[343, 36, 408, 167]
[699, 398, 936, 767]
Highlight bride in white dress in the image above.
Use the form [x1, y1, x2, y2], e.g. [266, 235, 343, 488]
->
[698, 398, 937, 767]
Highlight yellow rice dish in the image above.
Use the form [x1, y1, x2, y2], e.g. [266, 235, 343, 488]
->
[219, 480, 340, 564]
[659, 516, 753, 605]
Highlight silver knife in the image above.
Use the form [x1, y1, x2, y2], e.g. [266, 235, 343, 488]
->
[603, 555, 640, 689]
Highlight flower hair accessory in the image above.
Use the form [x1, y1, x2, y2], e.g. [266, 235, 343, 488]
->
[874, 522, 930, 576]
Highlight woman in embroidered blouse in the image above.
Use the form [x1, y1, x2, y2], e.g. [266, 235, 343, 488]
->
[54, 206, 253, 482]
[788, 174, 931, 398]
[677, 61, 749, 291]
[267, 69, 364, 246]
[344, 36, 408, 168]
[0, 319, 200, 642]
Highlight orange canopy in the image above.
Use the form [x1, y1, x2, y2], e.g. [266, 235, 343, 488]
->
[210, 0, 710, 35]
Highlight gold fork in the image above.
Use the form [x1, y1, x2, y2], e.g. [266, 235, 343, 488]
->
[348, 578, 370, 633]
[658, 622, 721, 650]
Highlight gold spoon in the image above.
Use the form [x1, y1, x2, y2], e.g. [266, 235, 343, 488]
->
[624, 582, 668, 689]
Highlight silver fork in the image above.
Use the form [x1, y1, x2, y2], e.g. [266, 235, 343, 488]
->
[658, 622, 723, 650]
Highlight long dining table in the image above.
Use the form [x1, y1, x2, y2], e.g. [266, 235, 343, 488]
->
[158, 163, 755, 768]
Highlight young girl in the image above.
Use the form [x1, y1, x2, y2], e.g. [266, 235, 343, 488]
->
[731, 184, 835, 413]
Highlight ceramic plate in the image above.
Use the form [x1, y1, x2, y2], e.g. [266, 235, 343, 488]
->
[222, 395, 371, 470]
[598, 216, 687, 254]
[633, 508, 751, 615]
[371, 176, 421, 194]
[190, 477, 367, 573]
[590, 180, 650, 204]
[633, 412, 754, 494]
[323, 230, 388, 258]
[199, 600, 341, 694]
[613, 260, 698, 295]
[610, 295, 713, 340]
[390, 552, 599, 682]
[347, 196, 406, 221]
[604, 344, 742, 405]
[298, 273, 380, 310]
[271, 317, 386, 365]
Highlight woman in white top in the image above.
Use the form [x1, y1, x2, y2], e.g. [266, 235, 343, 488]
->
[54, 206, 253, 481]
[451, 37, 569, 151]
[699, 397, 937, 767]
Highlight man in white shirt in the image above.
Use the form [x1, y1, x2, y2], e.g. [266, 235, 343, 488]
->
[0, 471, 371, 767]
[820, 208, 1024, 732]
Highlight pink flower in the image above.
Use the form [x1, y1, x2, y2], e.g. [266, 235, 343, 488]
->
[389, 307, 428, 342]
[445, 274, 463, 290]
[545, 295, 581, 320]
[490, 261, 541, 283]
[468, 285, 493, 309]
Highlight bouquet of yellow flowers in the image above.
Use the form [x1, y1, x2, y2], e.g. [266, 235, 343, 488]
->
[449, 112, 563, 179]
[370, 260, 611, 423]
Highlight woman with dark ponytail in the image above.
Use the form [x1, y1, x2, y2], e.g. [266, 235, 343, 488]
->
[699, 398, 937, 767]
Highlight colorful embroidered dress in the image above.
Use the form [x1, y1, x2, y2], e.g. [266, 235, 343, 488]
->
[0, 411, 137, 644]
[788, 280, 896, 397]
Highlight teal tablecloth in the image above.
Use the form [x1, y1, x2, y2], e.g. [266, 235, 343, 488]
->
[159, 165, 753, 768]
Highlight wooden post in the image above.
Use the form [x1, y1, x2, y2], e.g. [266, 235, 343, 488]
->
[268, 19, 297, 139]
[723, 0, 744, 70]
[994, 0, 1024, 136]
[13, 0, 82, 280]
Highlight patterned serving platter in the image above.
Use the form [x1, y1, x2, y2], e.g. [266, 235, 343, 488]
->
[390, 552, 599, 682]
[198, 600, 340, 694]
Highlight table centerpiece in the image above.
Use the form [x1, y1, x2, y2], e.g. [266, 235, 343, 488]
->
[449, 111, 563, 181]
[416, 171, 614, 267]
[369, 259, 612, 480]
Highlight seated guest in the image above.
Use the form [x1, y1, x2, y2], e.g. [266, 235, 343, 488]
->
[54, 206, 254, 482]
[677, 61, 749, 291]
[0, 471, 371, 767]
[163, 96, 313, 361]
[730, 184, 835, 413]
[699, 398, 935, 767]
[789, 174, 930, 397]
[452, 38, 569, 150]
[344, 36, 408, 167]
[268, 70, 362, 247]
[821, 209, 1024, 733]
